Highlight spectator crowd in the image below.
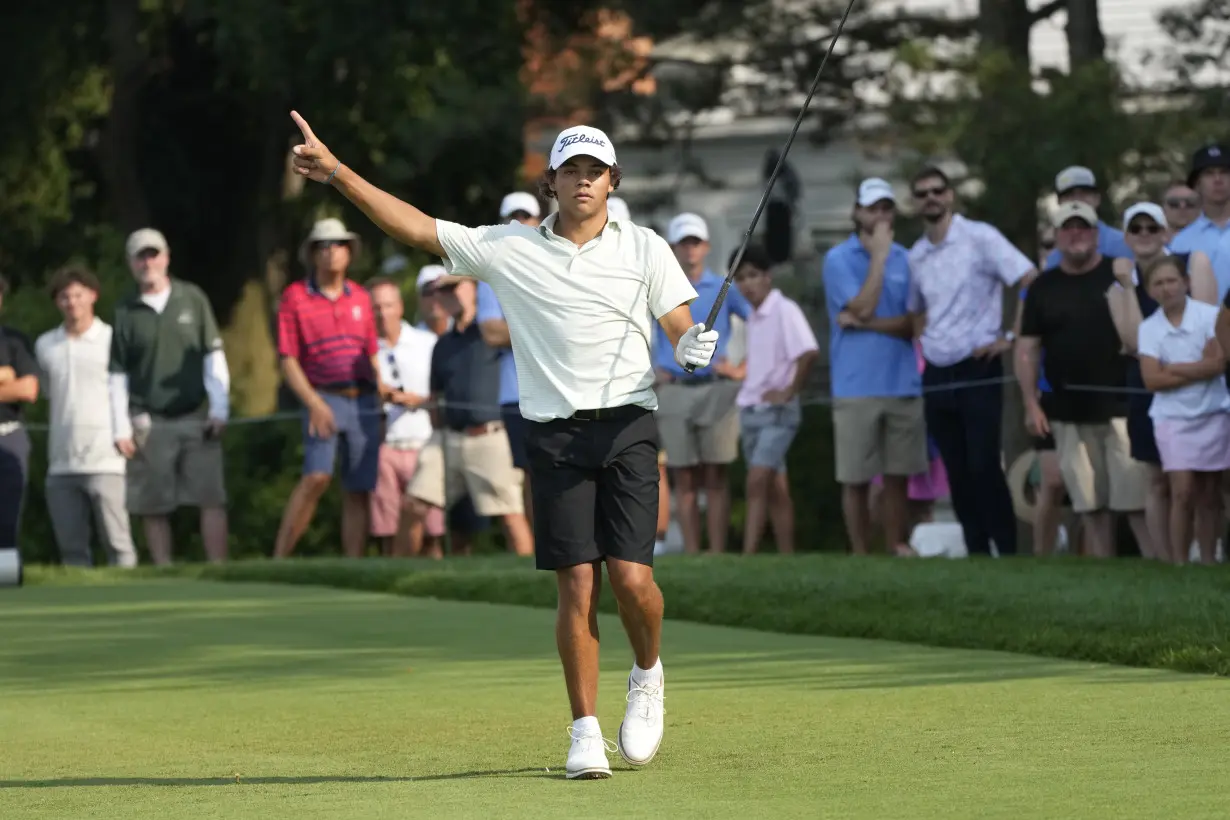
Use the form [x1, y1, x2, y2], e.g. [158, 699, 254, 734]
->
[4, 143, 1230, 566]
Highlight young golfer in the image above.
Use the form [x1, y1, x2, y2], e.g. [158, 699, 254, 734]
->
[289, 112, 717, 779]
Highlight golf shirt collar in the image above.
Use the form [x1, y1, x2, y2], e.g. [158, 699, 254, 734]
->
[306, 275, 352, 297]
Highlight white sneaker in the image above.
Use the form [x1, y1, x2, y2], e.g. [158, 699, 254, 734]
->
[617, 670, 665, 766]
[566, 725, 615, 779]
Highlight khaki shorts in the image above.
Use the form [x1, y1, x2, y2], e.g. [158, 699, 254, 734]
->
[407, 425, 524, 516]
[831, 396, 928, 484]
[1052, 419, 1147, 513]
[128, 412, 227, 515]
[655, 380, 741, 467]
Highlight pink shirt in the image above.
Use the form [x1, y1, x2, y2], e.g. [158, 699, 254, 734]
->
[737, 289, 819, 407]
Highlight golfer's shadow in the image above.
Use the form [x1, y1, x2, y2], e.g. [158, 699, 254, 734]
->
[0, 769, 564, 788]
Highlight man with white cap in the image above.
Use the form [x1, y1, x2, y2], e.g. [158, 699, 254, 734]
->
[289, 111, 715, 778]
[1017, 201, 1149, 559]
[1042, 166, 1130, 268]
[110, 227, 231, 564]
[273, 218, 387, 560]
[823, 178, 927, 556]
[499, 192, 541, 225]
[652, 211, 751, 556]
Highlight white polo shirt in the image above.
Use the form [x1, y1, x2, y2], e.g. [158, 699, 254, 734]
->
[377, 321, 436, 446]
[435, 212, 699, 422]
[906, 214, 1034, 366]
[1137, 297, 1230, 419]
[34, 319, 126, 476]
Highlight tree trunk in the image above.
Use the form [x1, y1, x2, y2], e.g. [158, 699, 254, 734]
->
[979, 0, 1036, 553]
[1066, 0, 1106, 68]
[100, 0, 150, 231]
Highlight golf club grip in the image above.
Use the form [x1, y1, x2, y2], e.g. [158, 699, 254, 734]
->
[682, 279, 734, 374]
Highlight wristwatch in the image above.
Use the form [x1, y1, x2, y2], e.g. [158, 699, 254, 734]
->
[1002, 331, 1016, 343]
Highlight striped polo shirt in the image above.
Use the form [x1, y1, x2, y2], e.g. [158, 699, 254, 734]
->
[277, 277, 378, 388]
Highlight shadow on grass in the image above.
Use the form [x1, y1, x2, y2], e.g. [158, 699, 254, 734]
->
[0, 768, 560, 789]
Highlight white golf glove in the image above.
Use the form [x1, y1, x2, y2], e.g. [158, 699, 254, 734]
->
[675, 323, 720, 369]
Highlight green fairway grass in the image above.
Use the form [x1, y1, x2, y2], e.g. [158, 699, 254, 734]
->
[3, 580, 1228, 819]
[30, 553, 1230, 676]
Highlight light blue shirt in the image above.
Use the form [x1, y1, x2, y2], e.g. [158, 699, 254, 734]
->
[1044, 221, 1130, 269]
[652, 269, 751, 378]
[1173, 215, 1230, 299]
[823, 234, 920, 398]
[475, 281, 518, 406]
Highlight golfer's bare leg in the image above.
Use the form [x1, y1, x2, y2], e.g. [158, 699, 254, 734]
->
[605, 557, 662, 669]
[556, 561, 603, 719]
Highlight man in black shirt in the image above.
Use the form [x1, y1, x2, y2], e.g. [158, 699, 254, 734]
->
[1016, 201, 1149, 558]
[0, 274, 41, 558]
[405, 275, 533, 556]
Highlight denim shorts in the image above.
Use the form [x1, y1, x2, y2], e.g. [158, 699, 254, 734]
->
[302, 392, 382, 492]
[739, 400, 801, 470]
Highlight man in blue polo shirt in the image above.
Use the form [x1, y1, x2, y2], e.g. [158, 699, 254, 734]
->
[1174, 145, 1230, 299]
[823, 178, 927, 555]
[652, 212, 751, 555]
[1043, 166, 1130, 268]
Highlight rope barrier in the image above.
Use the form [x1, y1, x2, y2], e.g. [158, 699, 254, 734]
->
[10, 375, 1155, 434]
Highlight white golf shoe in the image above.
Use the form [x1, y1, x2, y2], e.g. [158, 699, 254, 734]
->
[617, 668, 665, 766]
[566, 723, 615, 779]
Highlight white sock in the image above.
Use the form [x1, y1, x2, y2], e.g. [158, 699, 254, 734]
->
[572, 715, 600, 735]
[632, 658, 663, 685]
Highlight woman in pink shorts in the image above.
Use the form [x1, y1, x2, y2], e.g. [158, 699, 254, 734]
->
[1137, 254, 1230, 564]
[869, 343, 949, 554]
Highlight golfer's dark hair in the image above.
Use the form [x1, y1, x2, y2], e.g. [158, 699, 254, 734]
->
[1140, 254, 1187, 287]
[48, 264, 101, 299]
[538, 164, 623, 200]
[729, 245, 774, 274]
[0, 273, 8, 297]
[911, 165, 950, 191]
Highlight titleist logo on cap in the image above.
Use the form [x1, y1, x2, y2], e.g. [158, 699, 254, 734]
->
[560, 133, 606, 149]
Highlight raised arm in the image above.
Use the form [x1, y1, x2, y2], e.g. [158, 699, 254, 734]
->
[1106, 259, 1145, 353]
[290, 111, 445, 258]
[1188, 251, 1218, 304]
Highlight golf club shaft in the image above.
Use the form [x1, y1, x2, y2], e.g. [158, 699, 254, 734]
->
[683, 0, 860, 373]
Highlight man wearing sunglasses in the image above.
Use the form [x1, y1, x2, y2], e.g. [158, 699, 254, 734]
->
[906, 165, 1036, 557]
[1162, 181, 1200, 237]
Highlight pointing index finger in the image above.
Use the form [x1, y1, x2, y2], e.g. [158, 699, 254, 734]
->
[290, 110, 317, 146]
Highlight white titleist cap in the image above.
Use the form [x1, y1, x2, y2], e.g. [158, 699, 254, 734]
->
[607, 196, 631, 224]
[857, 177, 896, 207]
[500, 192, 540, 219]
[667, 213, 709, 245]
[1123, 202, 1168, 230]
[549, 125, 617, 171]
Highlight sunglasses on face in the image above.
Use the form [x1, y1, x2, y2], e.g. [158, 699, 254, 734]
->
[1127, 223, 1163, 235]
[1165, 197, 1197, 209]
[1040, 240, 1054, 250]
[912, 185, 947, 199]
[313, 240, 349, 251]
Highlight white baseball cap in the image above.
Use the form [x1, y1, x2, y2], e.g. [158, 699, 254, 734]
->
[416, 265, 447, 292]
[500, 192, 540, 219]
[667, 212, 709, 245]
[607, 196, 631, 224]
[549, 125, 617, 171]
[1123, 202, 1168, 230]
[1056, 165, 1097, 194]
[126, 228, 169, 258]
[857, 177, 896, 207]
[1051, 201, 1098, 228]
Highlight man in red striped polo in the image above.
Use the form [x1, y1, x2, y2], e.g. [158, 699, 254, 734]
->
[273, 218, 387, 559]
